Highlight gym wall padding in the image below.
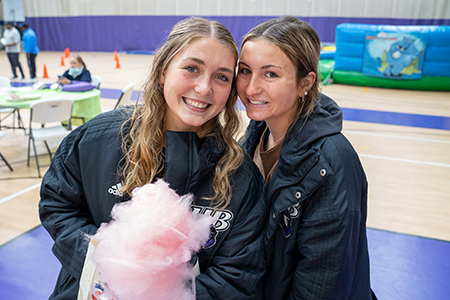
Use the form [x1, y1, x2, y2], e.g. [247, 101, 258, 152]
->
[333, 23, 450, 90]
[16, 0, 450, 52]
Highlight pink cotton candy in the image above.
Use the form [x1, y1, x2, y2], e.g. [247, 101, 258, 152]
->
[92, 179, 213, 300]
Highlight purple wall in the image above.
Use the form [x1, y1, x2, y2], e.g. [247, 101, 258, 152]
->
[24, 15, 450, 52]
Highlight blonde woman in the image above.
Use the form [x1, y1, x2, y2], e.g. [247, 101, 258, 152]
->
[40, 17, 266, 300]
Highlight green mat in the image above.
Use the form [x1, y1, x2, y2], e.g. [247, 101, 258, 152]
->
[331, 70, 450, 91]
[318, 59, 450, 91]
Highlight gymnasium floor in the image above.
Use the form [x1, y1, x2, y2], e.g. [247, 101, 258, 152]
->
[1, 51, 449, 299]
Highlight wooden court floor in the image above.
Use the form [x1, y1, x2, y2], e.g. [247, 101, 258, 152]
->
[1, 51, 450, 247]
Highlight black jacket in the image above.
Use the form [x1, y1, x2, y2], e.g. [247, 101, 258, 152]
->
[241, 94, 373, 300]
[62, 66, 91, 83]
[39, 108, 266, 300]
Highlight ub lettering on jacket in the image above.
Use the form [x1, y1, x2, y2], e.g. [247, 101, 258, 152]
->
[192, 205, 233, 248]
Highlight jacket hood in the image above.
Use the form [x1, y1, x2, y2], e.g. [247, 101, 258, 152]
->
[165, 130, 225, 196]
[118, 109, 224, 197]
[282, 93, 342, 155]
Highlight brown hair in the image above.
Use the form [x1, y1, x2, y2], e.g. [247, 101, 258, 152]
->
[72, 55, 87, 69]
[241, 16, 321, 119]
[120, 17, 243, 208]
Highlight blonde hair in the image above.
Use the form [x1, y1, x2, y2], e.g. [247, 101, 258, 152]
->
[241, 16, 321, 120]
[120, 17, 243, 208]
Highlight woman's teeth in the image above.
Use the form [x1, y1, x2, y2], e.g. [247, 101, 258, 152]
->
[248, 99, 267, 105]
[184, 98, 209, 108]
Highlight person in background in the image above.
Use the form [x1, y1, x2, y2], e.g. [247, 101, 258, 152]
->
[21, 22, 39, 80]
[238, 16, 376, 299]
[39, 17, 266, 300]
[57, 55, 92, 85]
[3, 21, 25, 80]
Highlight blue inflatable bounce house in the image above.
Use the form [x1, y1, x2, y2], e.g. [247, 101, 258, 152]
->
[331, 24, 450, 91]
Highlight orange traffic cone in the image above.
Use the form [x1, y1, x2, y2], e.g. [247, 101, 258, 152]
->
[115, 58, 121, 69]
[61, 55, 65, 66]
[64, 47, 70, 58]
[43, 64, 49, 78]
[114, 51, 119, 62]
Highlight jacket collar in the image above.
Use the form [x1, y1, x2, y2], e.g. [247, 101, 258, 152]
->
[164, 130, 224, 196]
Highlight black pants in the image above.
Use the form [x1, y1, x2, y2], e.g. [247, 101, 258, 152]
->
[7, 52, 25, 78]
[26, 53, 37, 79]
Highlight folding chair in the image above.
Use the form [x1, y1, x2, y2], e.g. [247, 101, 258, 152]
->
[27, 98, 73, 177]
[91, 75, 102, 89]
[0, 76, 24, 131]
[0, 131, 13, 171]
[114, 82, 135, 109]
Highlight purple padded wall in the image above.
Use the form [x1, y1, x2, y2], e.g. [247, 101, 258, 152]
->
[24, 15, 450, 52]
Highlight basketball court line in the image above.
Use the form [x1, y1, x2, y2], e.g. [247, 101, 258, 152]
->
[0, 183, 41, 205]
[359, 154, 450, 168]
[342, 107, 450, 130]
[344, 130, 450, 144]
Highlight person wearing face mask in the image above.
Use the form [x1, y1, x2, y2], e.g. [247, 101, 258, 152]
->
[57, 55, 92, 85]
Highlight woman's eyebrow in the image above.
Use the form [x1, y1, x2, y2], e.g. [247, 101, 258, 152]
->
[238, 61, 281, 70]
[184, 57, 205, 65]
[262, 65, 282, 70]
[218, 67, 234, 74]
[184, 57, 234, 74]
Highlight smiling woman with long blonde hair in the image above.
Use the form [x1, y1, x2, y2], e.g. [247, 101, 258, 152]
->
[39, 17, 266, 300]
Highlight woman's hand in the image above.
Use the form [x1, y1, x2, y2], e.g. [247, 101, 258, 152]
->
[57, 77, 71, 85]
